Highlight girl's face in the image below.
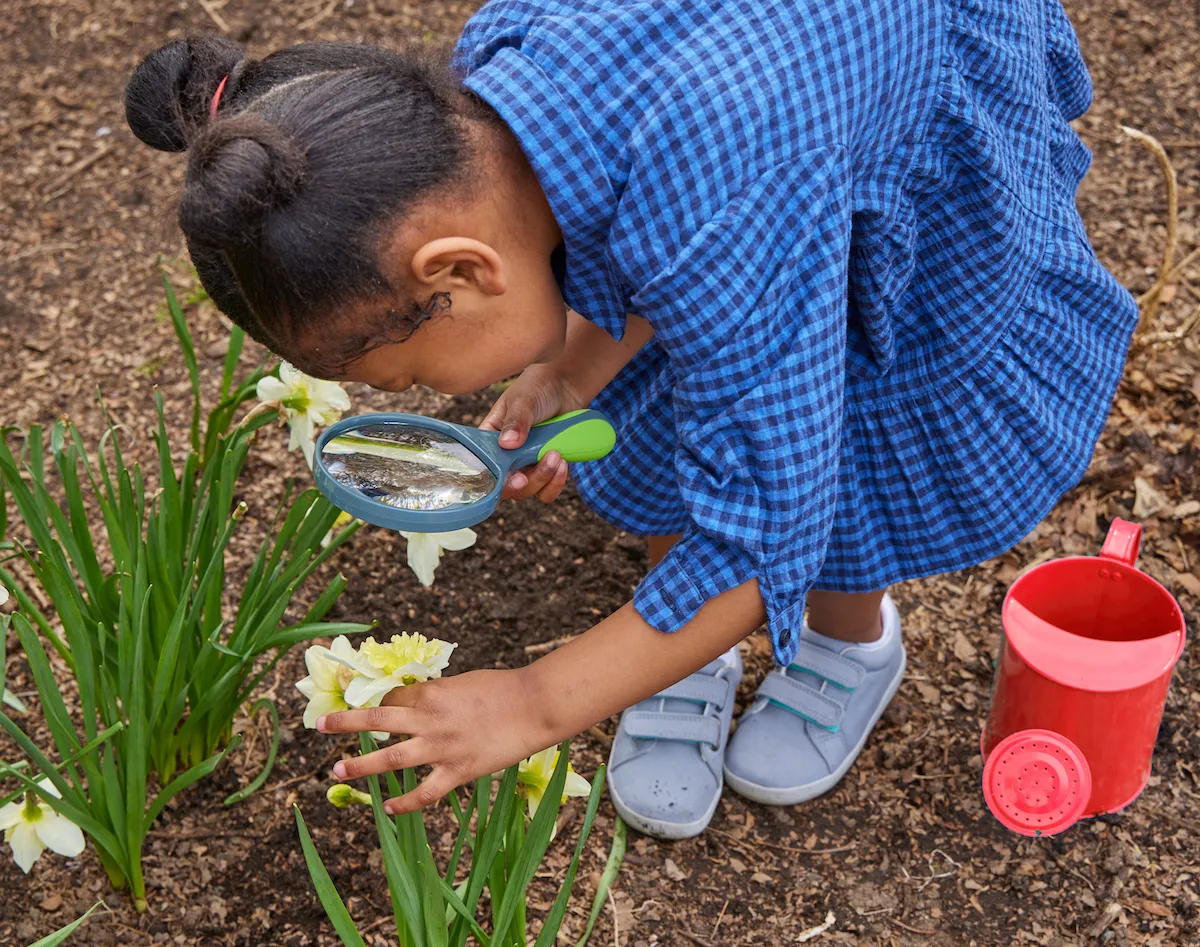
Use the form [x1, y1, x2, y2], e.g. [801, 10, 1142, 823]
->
[299, 123, 569, 397]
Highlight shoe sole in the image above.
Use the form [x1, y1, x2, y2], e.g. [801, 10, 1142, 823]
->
[607, 771, 724, 841]
[723, 646, 908, 807]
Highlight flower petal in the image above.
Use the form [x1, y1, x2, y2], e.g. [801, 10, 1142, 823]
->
[278, 361, 304, 387]
[563, 770, 592, 799]
[9, 821, 45, 873]
[303, 646, 340, 692]
[403, 533, 440, 587]
[302, 691, 348, 729]
[344, 675, 399, 708]
[34, 811, 85, 858]
[0, 802, 22, 831]
[434, 528, 477, 552]
[35, 778, 62, 800]
[256, 376, 289, 402]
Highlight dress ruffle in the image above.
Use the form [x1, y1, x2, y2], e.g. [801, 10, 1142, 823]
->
[575, 0, 1136, 598]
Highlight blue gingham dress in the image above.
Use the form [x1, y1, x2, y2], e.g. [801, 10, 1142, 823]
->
[455, 0, 1137, 664]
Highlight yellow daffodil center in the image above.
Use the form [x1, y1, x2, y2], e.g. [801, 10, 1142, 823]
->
[360, 633, 446, 681]
[335, 664, 357, 692]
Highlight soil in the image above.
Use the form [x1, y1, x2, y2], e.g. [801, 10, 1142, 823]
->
[1, 1, 1198, 946]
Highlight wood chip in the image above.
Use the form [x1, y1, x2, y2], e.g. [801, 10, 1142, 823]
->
[1133, 477, 1170, 517]
[952, 631, 978, 662]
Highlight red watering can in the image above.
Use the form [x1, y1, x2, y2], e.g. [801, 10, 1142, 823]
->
[981, 519, 1186, 837]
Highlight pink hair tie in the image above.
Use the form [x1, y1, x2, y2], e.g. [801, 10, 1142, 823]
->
[209, 74, 229, 121]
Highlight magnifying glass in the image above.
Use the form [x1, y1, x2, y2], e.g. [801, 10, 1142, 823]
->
[312, 409, 616, 532]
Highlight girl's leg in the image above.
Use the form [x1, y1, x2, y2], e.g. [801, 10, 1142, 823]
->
[652, 536, 887, 644]
[806, 589, 887, 643]
[647, 533, 682, 566]
[607, 533, 740, 840]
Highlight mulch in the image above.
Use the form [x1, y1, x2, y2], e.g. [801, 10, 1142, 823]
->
[0, 0, 1197, 945]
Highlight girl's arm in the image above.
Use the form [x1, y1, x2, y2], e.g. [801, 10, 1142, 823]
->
[318, 578, 765, 813]
[477, 310, 654, 502]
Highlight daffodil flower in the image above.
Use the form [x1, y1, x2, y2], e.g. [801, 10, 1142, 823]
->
[398, 528, 477, 587]
[256, 361, 351, 466]
[0, 779, 85, 873]
[326, 784, 373, 808]
[341, 632, 456, 707]
[517, 748, 591, 825]
[296, 636, 367, 729]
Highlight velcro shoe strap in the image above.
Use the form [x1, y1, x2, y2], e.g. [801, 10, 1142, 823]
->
[789, 641, 866, 690]
[757, 674, 844, 731]
[660, 674, 731, 708]
[621, 711, 722, 748]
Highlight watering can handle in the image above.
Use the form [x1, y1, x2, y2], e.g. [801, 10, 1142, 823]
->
[1100, 518, 1141, 567]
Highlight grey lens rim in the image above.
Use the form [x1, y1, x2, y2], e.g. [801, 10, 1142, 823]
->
[313, 412, 504, 532]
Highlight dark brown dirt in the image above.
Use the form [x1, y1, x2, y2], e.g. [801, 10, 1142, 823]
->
[1, 1, 1198, 946]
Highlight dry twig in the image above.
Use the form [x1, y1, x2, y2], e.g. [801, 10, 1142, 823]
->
[1122, 126, 1177, 336]
[196, 0, 231, 33]
[890, 917, 938, 936]
[298, 0, 341, 30]
[42, 143, 114, 202]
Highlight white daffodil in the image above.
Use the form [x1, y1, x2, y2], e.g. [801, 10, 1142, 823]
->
[0, 779, 85, 873]
[256, 361, 351, 466]
[517, 748, 591, 825]
[398, 528, 477, 587]
[341, 633, 456, 708]
[295, 635, 369, 729]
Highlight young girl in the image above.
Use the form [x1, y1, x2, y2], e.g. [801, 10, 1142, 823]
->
[125, 0, 1136, 839]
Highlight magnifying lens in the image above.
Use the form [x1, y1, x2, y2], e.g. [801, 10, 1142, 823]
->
[312, 409, 616, 532]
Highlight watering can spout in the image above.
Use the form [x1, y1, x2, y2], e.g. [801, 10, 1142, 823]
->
[983, 729, 1092, 837]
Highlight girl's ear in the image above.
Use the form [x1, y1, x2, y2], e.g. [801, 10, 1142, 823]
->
[411, 238, 507, 296]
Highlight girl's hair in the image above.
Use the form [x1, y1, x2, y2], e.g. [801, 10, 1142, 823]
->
[124, 34, 487, 376]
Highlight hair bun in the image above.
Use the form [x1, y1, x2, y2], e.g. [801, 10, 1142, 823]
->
[178, 116, 308, 248]
[125, 34, 245, 152]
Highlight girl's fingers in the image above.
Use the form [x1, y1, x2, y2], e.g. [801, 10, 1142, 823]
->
[537, 460, 569, 503]
[316, 705, 418, 735]
[502, 452, 563, 501]
[332, 737, 432, 782]
[384, 766, 460, 815]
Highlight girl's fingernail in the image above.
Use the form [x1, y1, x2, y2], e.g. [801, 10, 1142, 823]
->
[333, 762, 347, 779]
[315, 715, 327, 732]
[501, 428, 519, 445]
[543, 451, 561, 467]
[384, 802, 395, 815]
[511, 473, 527, 490]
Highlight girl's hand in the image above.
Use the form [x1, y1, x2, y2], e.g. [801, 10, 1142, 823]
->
[479, 364, 586, 504]
[316, 668, 549, 814]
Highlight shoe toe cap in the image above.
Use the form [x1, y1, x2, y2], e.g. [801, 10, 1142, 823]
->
[725, 706, 833, 791]
[609, 743, 720, 829]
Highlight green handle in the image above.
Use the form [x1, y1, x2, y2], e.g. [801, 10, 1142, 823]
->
[527, 410, 616, 463]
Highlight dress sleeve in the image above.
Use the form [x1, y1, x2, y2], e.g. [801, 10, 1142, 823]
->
[628, 149, 852, 665]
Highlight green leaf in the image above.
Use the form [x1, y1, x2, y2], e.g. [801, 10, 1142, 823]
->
[162, 270, 202, 452]
[437, 876, 491, 947]
[143, 734, 242, 833]
[490, 743, 573, 946]
[363, 735, 425, 947]
[294, 808, 368, 947]
[571, 790, 624, 947]
[223, 699, 281, 805]
[24, 901, 106, 947]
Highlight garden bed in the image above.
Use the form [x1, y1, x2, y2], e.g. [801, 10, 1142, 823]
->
[1, 0, 1198, 944]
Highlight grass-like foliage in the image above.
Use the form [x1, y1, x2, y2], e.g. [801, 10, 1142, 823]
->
[0, 272, 369, 909]
[297, 738, 611, 947]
